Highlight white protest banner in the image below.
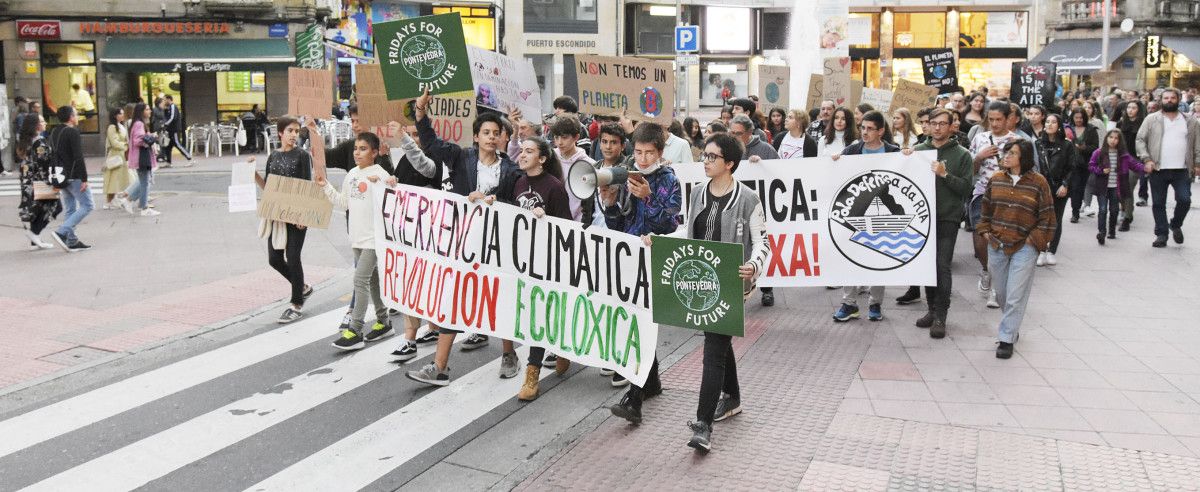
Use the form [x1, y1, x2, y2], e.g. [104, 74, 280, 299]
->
[860, 87, 893, 113]
[672, 152, 938, 287]
[468, 46, 543, 124]
[372, 185, 658, 386]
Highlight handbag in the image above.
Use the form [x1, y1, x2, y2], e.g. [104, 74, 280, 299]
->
[33, 182, 60, 200]
[237, 120, 248, 147]
[105, 155, 124, 170]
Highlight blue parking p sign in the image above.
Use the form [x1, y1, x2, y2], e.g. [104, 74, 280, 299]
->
[675, 25, 699, 53]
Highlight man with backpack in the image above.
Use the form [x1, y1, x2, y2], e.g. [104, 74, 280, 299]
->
[49, 106, 93, 252]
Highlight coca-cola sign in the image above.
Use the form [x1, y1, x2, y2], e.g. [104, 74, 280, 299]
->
[17, 20, 62, 40]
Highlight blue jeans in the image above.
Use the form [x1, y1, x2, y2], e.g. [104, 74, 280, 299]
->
[1095, 187, 1119, 234]
[128, 169, 151, 209]
[987, 243, 1038, 344]
[1148, 169, 1192, 237]
[56, 179, 94, 243]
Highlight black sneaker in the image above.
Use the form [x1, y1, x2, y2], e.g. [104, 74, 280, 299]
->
[391, 340, 418, 362]
[50, 231, 70, 251]
[996, 341, 1014, 359]
[277, 307, 303, 324]
[895, 286, 922, 305]
[1107, 231, 1116, 239]
[930, 318, 946, 339]
[542, 353, 558, 368]
[332, 329, 366, 351]
[363, 321, 395, 342]
[1136, 199, 1147, 207]
[1097, 233, 1105, 245]
[914, 311, 935, 328]
[611, 372, 629, 387]
[414, 329, 440, 344]
[643, 380, 663, 399]
[406, 363, 450, 387]
[1172, 227, 1184, 244]
[1070, 215, 1080, 223]
[1118, 219, 1131, 232]
[301, 284, 314, 302]
[712, 394, 742, 422]
[687, 421, 712, 452]
[461, 333, 489, 351]
[1153, 235, 1168, 248]
[760, 290, 774, 307]
[609, 393, 643, 424]
[66, 240, 91, 252]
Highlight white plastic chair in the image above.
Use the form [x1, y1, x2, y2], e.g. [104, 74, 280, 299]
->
[187, 125, 211, 158]
[213, 124, 239, 157]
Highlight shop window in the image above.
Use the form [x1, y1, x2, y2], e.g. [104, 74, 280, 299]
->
[524, 0, 598, 34]
[704, 7, 751, 53]
[959, 59, 1023, 96]
[849, 13, 879, 49]
[138, 73, 182, 109]
[893, 13, 945, 49]
[701, 64, 747, 107]
[217, 72, 267, 123]
[432, 6, 496, 50]
[851, 59, 882, 89]
[629, 4, 678, 54]
[959, 12, 1028, 48]
[41, 42, 99, 133]
[890, 58, 926, 88]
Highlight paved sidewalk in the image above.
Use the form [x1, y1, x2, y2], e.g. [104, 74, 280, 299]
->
[0, 177, 352, 392]
[518, 195, 1200, 490]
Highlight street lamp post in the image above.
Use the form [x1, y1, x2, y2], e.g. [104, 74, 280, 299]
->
[1101, 0, 1111, 92]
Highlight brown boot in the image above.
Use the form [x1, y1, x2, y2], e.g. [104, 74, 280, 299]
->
[517, 365, 541, 401]
[555, 355, 571, 375]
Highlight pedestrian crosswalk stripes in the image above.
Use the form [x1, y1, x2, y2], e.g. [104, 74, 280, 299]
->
[3, 307, 562, 491]
[0, 308, 343, 459]
[250, 348, 552, 492]
[0, 178, 106, 197]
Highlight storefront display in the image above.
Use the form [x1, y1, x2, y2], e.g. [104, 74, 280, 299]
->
[41, 42, 99, 133]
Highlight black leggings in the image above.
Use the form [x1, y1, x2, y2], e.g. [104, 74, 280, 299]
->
[1069, 170, 1090, 217]
[268, 224, 307, 306]
[697, 333, 739, 424]
[1049, 196, 1068, 253]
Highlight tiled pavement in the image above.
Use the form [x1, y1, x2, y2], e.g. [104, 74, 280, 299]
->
[519, 205, 1200, 489]
[0, 267, 336, 390]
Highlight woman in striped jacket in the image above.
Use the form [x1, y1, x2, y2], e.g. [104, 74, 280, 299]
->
[975, 139, 1056, 360]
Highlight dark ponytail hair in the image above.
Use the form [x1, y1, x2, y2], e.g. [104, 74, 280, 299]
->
[524, 137, 563, 181]
[16, 113, 42, 160]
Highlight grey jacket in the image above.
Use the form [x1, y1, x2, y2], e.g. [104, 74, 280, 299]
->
[1135, 111, 1200, 178]
[672, 181, 771, 295]
[744, 136, 780, 161]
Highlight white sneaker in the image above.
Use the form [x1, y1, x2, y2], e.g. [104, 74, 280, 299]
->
[1083, 205, 1096, 217]
[1035, 252, 1046, 267]
[120, 198, 135, 214]
[1045, 252, 1057, 266]
[986, 290, 1000, 309]
[140, 208, 161, 217]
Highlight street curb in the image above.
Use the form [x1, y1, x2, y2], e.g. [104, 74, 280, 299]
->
[0, 271, 350, 400]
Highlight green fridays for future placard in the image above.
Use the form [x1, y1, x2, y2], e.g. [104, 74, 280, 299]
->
[652, 237, 745, 337]
[373, 13, 473, 100]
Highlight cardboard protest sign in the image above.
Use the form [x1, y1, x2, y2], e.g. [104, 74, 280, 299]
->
[672, 151, 938, 287]
[373, 13, 474, 100]
[651, 237, 745, 337]
[1011, 62, 1057, 108]
[575, 55, 674, 125]
[805, 74, 824, 111]
[258, 175, 333, 229]
[392, 90, 477, 148]
[287, 67, 333, 118]
[822, 57, 852, 107]
[890, 79, 938, 115]
[757, 64, 790, 112]
[468, 46, 543, 124]
[860, 87, 893, 113]
[373, 184, 659, 385]
[921, 49, 958, 93]
[355, 64, 407, 129]
[228, 161, 257, 213]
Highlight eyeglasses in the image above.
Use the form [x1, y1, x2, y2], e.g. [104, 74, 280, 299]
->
[700, 152, 725, 162]
[928, 120, 951, 128]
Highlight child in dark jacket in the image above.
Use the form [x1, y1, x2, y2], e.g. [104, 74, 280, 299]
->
[1088, 129, 1144, 244]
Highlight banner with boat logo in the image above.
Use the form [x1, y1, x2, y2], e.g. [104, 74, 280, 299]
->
[672, 152, 937, 287]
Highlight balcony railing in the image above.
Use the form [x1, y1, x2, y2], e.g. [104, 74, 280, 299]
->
[1061, 1, 1123, 22]
[1158, 0, 1200, 21]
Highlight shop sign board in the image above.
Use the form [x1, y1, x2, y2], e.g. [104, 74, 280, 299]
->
[16, 20, 61, 40]
[373, 13, 474, 100]
[269, 23, 289, 38]
[79, 22, 231, 35]
[676, 54, 699, 67]
[1144, 35, 1162, 69]
[296, 23, 326, 70]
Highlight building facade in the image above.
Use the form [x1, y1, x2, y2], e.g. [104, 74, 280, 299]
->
[1038, 0, 1200, 91]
